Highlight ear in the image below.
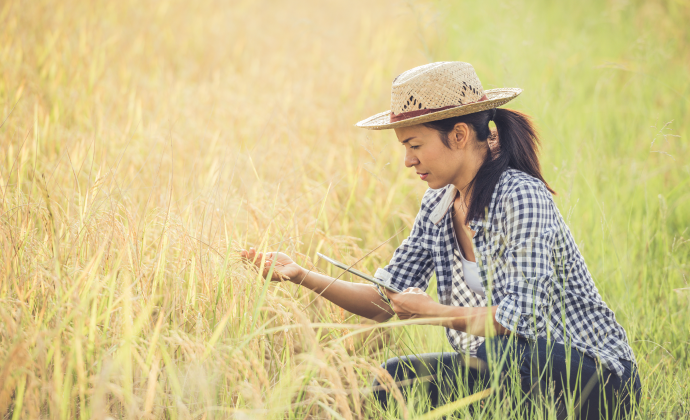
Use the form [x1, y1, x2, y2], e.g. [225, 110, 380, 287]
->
[451, 122, 471, 149]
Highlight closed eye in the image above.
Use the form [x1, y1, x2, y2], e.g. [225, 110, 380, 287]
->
[410, 145, 420, 150]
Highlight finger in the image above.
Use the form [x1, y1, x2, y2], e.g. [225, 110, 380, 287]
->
[263, 259, 280, 269]
[241, 250, 258, 264]
[249, 250, 264, 266]
[385, 289, 397, 301]
[265, 260, 286, 268]
[384, 289, 397, 300]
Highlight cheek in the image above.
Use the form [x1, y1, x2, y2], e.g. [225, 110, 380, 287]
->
[423, 148, 449, 168]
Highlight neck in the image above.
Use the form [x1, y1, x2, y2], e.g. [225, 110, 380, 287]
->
[452, 148, 487, 207]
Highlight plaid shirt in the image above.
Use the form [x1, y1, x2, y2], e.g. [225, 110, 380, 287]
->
[375, 169, 636, 377]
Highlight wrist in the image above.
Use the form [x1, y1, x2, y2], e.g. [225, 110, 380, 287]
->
[420, 300, 446, 318]
[289, 265, 308, 284]
[433, 304, 465, 329]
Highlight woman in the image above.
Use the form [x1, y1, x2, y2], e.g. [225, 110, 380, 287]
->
[241, 62, 640, 419]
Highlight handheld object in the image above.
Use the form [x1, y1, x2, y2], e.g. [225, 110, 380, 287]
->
[317, 252, 402, 293]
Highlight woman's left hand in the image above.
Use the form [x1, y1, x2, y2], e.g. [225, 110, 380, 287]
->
[385, 287, 441, 320]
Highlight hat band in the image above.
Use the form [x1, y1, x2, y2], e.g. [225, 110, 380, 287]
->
[389, 94, 489, 123]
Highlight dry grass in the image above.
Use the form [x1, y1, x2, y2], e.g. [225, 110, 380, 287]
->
[0, 1, 446, 418]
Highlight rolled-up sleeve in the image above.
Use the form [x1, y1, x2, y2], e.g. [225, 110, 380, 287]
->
[374, 194, 435, 297]
[494, 182, 557, 339]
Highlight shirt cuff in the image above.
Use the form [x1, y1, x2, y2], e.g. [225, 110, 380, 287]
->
[495, 296, 534, 339]
[374, 268, 393, 284]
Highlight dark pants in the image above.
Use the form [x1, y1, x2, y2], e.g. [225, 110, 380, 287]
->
[372, 336, 641, 419]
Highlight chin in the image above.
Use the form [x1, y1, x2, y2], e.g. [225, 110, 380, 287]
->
[427, 181, 449, 190]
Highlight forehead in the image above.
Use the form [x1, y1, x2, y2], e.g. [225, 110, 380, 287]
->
[394, 124, 436, 143]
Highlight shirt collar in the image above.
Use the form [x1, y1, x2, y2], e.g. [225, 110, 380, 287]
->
[428, 182, 497, 230]
[429, 185, 457, 226]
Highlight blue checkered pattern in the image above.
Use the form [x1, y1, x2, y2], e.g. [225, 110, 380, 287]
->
[375, 169, 636, 377]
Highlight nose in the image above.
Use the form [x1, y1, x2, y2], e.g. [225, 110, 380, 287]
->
[404, 149, 419, 168]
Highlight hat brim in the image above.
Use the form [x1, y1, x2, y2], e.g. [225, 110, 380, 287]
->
[355, 88, 522, 130]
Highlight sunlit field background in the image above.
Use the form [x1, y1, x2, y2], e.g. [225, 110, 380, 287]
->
[1, 0, 688, 418]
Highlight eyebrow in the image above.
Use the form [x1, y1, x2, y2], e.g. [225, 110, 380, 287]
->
[401, 136, 416, 144]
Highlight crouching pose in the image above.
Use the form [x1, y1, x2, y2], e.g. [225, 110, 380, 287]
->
[242, 62, 640, 419]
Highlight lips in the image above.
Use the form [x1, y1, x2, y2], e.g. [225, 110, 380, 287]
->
[417, 172, 429, 180]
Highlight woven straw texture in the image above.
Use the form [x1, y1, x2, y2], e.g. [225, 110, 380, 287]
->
[356, 61, 521, 130]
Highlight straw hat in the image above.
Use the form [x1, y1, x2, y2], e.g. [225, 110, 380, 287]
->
[356, 62, 521, 130]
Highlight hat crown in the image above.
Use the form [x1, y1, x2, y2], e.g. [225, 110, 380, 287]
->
[391, 62, 485, 115]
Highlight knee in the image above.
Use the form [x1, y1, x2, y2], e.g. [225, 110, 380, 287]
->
[476, 341, 488, 363]
[380, 356, 403, 376]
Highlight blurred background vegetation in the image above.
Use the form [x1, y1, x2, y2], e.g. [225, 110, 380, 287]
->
[0, 0, 687, 418]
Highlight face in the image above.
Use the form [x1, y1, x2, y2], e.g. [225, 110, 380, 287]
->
[394, 123, 476, 190]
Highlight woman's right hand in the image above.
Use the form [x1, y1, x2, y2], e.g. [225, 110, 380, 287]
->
[239, 248, 305, 283]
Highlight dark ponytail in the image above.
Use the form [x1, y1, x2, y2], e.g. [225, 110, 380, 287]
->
[424, 108, 555, 224]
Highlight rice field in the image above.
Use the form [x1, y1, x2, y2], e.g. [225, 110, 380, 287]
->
[0, 0, 688, 418]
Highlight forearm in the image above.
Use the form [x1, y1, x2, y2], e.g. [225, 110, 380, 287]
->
[433, 304, 510, 337]
[290, 268, 395, 322]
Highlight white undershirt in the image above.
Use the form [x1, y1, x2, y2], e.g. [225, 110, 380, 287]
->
[458, 249, 485, 297]
[451, 215, 485, 297]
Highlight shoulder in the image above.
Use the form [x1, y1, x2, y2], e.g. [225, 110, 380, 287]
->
[497, 169, 553, 206]
[493, 169, 556, 227]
